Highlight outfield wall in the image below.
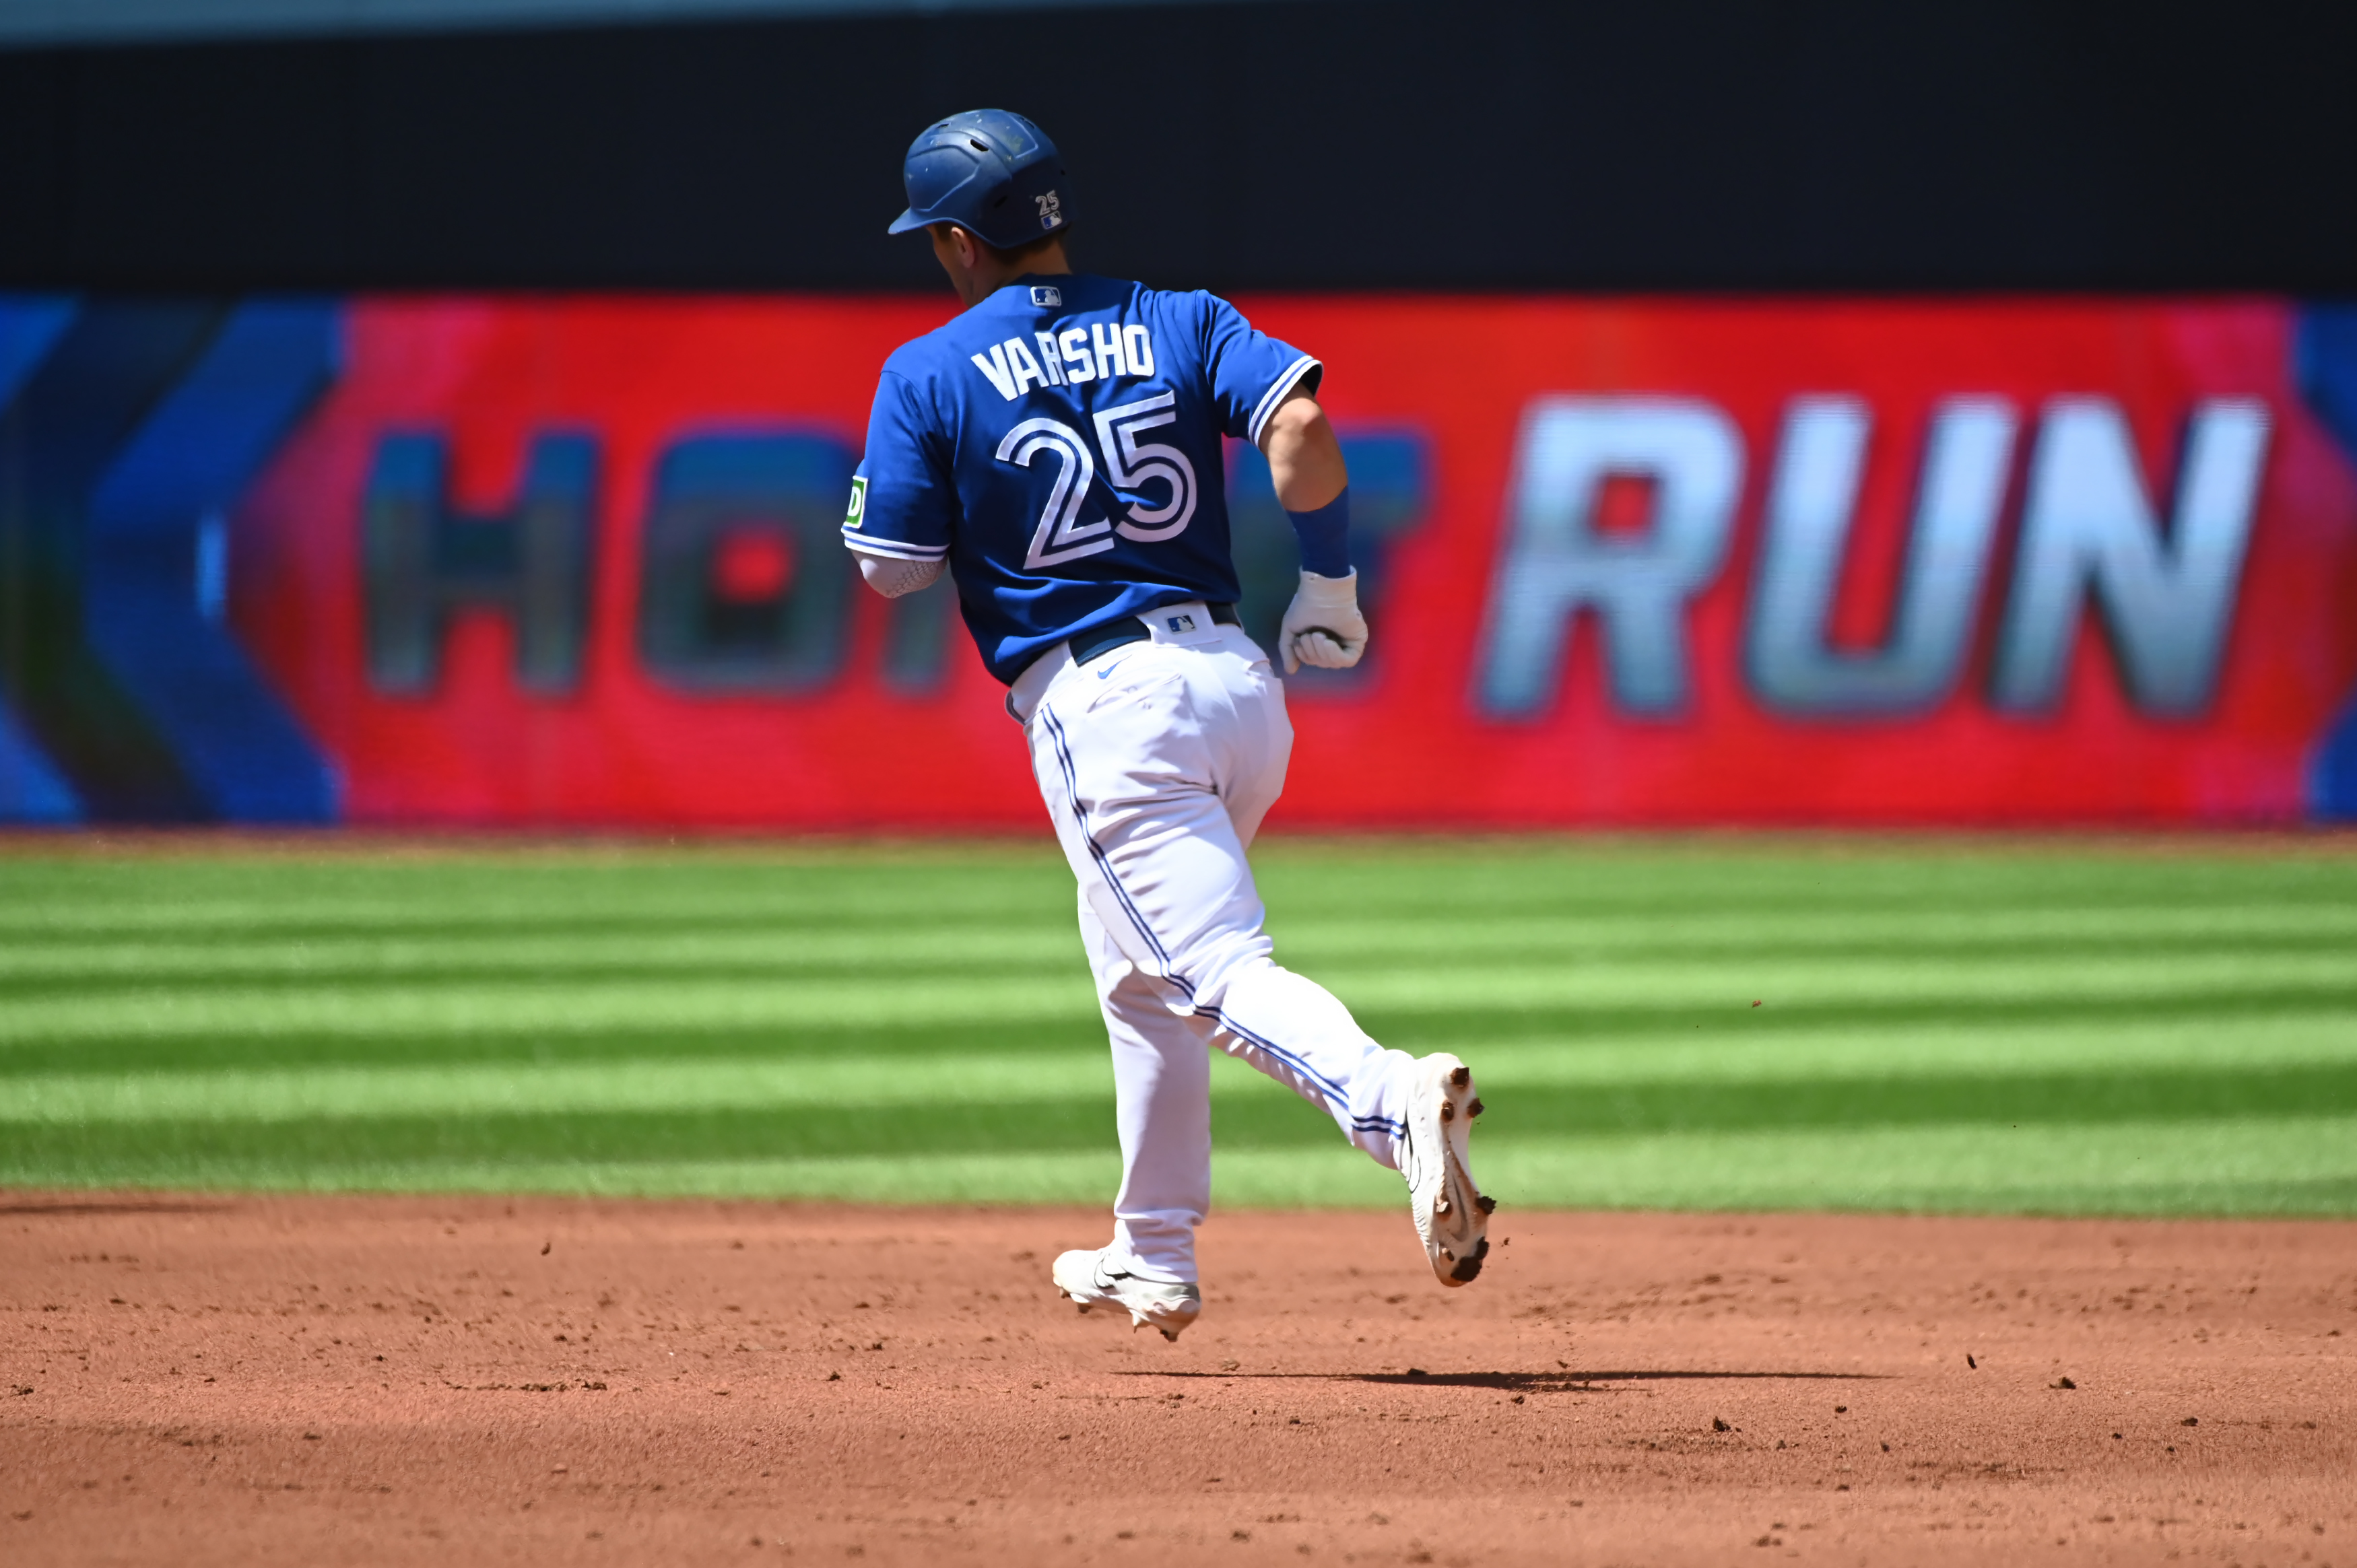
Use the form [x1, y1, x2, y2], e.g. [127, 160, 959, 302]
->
[4, 294, 2356, 826]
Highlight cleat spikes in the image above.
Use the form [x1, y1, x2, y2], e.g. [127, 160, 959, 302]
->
[1404, 1053, 1491, 1291]
[1160, 1329, 1181, 1343]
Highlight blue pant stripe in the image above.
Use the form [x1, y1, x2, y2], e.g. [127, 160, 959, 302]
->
[1042, 704, 1183, 984]
[1040, 700, 1386, 1134]
[1208, 1007, 1356, 1114]
[1043, 706, 1164, 969]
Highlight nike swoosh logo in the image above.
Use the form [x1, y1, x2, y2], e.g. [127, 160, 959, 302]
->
[1096, 658, 1129, 680]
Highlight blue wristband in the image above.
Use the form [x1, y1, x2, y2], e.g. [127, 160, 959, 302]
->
[1284, 487, 1351, 578]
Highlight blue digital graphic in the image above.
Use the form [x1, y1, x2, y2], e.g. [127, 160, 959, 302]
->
[2294, 304, 2357, 821]
[0, 296, 341, 823]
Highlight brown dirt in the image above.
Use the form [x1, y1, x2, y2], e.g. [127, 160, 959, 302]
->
[3, 1196, 2351, 1566]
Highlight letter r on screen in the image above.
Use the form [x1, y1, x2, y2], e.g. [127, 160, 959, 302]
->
[1475, 397, 1741, 716]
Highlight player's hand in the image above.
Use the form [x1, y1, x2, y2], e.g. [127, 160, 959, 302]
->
[1279, 569, 1368, 675]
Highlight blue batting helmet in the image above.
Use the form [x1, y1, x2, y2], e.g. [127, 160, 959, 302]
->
[887, 109, 1072, 252]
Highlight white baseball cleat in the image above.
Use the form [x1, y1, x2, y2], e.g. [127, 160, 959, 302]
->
[1051, 1248, 1202, 1341]
[1403, 1052, 1494, 1286]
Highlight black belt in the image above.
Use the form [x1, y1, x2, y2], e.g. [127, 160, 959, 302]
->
[1069, 603, 1240, 667]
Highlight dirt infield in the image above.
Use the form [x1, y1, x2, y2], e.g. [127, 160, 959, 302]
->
[3, 1196, 2351, 1566]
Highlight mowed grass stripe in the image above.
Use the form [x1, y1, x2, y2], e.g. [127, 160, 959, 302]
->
[13, 1011, 2357, 1124]
[0, 992, 2333, 1081]
[3, 949, 2348, 1048]
[0, 926, 1075, 984]
[1, 842, 2344, 931]
[5, 1066, 2350, 1161]
[4, 903, 2352, 984]
[0, 974, 1102, 1045]
[1318, 1010, 2357, 1087]
[0, 860, 1077, 936]
[1, 1052, 1113, 1123]
[0, 1019, 1117, 1078]
[7, 1118, 2350, 1218]
[1469, 1116, 2357, 1217]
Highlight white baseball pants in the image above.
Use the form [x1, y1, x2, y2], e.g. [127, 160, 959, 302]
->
[1010, 604, 1420, 1283]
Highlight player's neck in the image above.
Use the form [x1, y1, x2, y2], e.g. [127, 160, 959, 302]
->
[949, 241, 1073, 307]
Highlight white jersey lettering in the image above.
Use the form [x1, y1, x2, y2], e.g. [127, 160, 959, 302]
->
[1094, 391, 1197, 542]
[1034, 332, 1067, 386]
[997, 417, 1113, 569]
[970, 342, 1020, 401]
[1092, 321, 1127, 381]
[1005, 336, 1050, 395]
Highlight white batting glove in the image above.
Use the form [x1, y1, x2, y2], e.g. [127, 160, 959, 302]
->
[1279, 569, 1368, 675]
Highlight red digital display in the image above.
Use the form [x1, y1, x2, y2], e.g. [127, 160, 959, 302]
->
[230, 296, 2357, 827]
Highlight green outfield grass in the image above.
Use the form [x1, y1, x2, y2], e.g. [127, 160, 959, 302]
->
[2, 836, 2353, 1216]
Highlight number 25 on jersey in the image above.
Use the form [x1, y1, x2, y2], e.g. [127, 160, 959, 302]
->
[997, 392, 1198, 570]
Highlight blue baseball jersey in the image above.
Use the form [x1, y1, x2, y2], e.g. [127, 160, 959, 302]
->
[842, 273, 1321, 685]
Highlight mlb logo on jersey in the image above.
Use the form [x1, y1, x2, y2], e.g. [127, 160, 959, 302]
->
[1166, 613, 1197, 633]
[1030, 285, 1063, 308]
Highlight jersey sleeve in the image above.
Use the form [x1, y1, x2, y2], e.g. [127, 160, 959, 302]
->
[842, 370, 953, 561]
[1200, 294, 1323, 446]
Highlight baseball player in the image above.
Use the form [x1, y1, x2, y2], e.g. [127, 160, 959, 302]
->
[843, 109, 1490, 1340]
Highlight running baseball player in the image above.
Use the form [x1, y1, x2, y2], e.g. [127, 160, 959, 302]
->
[843, 109, 1490, 1340]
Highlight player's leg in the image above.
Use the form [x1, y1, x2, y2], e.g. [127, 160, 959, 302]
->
[1029, 632, 1493, 1286]
[1049, 893, 1215, 1337]
[1177, 638, 1424, 1150]
[1079, 897, 1216, 1283]
[1028, 640, 1418, 1169]
[1196, 641, 1498, 1283]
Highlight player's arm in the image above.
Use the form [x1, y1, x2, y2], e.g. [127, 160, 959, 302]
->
[844, 370, 953, 599]
[853, 551, 942, 599]
[1259, 388, 1348, 512]
[1256, 388, 1366, 674]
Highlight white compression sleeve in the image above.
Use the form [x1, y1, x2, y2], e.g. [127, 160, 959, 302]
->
[855, 552, 944, 599]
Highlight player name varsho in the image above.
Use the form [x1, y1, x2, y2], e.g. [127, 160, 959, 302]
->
[970, 318, 1156, 401]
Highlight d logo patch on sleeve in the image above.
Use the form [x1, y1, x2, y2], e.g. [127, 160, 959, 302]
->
[844, 475, 868, 529]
